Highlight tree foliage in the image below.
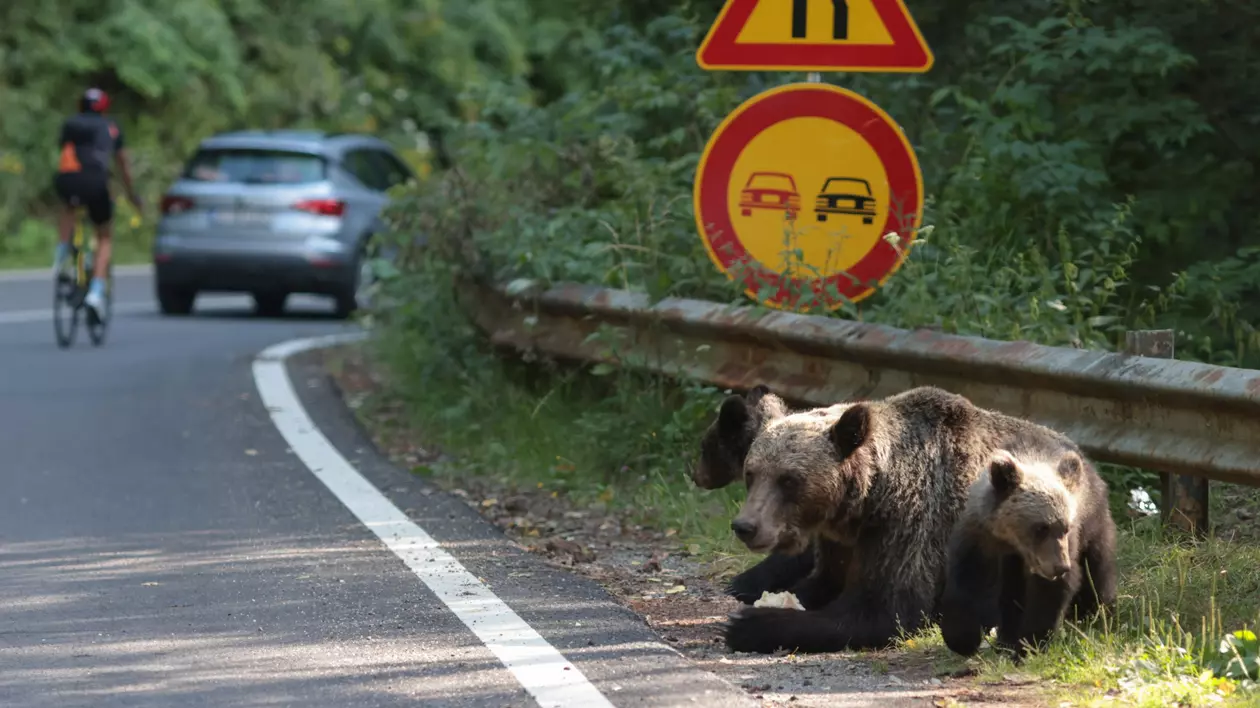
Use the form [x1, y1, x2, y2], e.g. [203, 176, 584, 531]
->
[0, 0, 601, 244]
[377, 0, 1260, 365]
[5, 0, 1259, 365]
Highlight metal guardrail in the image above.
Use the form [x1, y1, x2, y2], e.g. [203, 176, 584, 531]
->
[459, 278, 1260, 531]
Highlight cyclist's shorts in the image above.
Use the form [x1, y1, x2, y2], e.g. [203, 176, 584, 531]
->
[53, 172, 113, 226]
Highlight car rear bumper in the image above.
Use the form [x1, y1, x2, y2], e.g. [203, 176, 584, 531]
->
[153, 238, 356, 295]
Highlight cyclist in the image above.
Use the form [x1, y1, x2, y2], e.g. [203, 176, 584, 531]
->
[52, 87, 141, 314]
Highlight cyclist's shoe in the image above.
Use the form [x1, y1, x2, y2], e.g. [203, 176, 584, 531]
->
[85, 277, 107, 314]
[52, 242, 72, 276]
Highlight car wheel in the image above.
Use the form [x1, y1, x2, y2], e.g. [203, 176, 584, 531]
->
[157, 284, 196, 316]
[253, 292, 288, 317]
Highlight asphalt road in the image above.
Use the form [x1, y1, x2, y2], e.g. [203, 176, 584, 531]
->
[0, 269, 755, 707]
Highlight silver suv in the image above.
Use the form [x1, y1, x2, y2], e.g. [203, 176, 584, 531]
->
[152, 130, 413, 318]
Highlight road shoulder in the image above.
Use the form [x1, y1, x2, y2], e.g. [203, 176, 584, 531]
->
[279, 339, 759, 708]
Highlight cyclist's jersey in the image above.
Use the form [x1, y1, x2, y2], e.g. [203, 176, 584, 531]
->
[57, 112, 124, 177]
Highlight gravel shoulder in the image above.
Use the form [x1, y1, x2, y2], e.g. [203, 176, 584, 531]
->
[323, 343, 1053, 708]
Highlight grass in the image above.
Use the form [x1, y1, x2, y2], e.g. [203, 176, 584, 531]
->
[365, 323, 753, 567]
[0, 205, 153, 271]
[359, 307, 1260, 706]
[0, 239, 151, 271]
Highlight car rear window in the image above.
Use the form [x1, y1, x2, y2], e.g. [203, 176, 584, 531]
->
[182, 148, 327, 185]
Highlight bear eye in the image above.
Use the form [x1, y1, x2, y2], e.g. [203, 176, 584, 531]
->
[1033, 522, 1051, 539]
[777, 474, 801, 495]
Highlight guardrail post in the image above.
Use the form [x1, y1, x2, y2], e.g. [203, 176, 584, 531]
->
[1124, 329, 1210, 535]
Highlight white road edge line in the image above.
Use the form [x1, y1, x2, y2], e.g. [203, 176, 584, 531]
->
[252, 332, 616, 708]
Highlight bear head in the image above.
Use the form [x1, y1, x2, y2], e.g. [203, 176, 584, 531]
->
[692, 385, 789, 489]
[729, 402, 872, 555]
[983, 448, 1086, 581]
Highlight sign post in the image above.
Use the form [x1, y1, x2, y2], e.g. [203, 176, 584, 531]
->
[692, 0, 933, 311]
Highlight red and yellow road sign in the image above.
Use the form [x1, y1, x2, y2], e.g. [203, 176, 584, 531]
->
[697, 0, 934, 73]
[693, 83, 923, 311]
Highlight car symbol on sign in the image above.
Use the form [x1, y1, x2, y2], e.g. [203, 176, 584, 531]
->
[815, 177, 876, 224]
[739, 171, 800, 221]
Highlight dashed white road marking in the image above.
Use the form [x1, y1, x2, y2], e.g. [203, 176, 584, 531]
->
[252, 332, 616, 708]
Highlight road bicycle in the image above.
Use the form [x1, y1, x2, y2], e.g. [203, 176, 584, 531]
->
[53, 208, 112, 348]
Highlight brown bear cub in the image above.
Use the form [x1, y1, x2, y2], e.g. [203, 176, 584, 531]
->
[719, 385, 1080, 654]
[693, 385, 850, 605]
[938, 446, 1118, 660]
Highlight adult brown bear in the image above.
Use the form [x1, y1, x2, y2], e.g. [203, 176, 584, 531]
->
[713, 386, 1083, 654]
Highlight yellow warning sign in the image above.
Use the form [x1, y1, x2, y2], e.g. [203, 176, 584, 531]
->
[737, 0, 893, 45]
[696, 0, 933, 73]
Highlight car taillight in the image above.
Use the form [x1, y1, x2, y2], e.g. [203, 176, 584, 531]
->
[293, 199, 345, 217]
[161, 195, 195, 215]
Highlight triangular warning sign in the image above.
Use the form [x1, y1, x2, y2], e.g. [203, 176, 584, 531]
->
[697, 0, 934, 73]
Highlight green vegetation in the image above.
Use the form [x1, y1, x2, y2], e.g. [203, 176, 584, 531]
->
[365, 298, 1260, 704]
[2, 0, 609, 267]
[20, 0, 1257, 701]
[358, 0, 1260, 703]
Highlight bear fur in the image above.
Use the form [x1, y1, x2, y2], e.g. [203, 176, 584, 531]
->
[938, 445, 1118, 660]
[719, 385, 1085, 655]
[693, 385, 851, 605]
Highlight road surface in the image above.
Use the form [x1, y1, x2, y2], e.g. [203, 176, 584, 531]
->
[0, 268, 754, 707]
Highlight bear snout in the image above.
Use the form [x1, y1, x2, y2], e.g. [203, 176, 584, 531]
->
[1047, 560, 1071, 580]
[1031, 557, 1072, 581]
[731, 518, 759, 543]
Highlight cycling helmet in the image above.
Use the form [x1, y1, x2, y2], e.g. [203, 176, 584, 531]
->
[80, 87, 111, 113]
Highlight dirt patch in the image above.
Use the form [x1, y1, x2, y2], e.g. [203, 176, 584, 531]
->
[322, 344, 1052, 707]
[1213, 482, 1260, 544]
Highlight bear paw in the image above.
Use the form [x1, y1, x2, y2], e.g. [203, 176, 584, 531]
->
[993, 637, 1029, 664]
[724, 577, 765, 605]
[723, 607, 803, 654]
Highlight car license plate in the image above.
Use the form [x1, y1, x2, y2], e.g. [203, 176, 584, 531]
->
[210, 208, 272, 227]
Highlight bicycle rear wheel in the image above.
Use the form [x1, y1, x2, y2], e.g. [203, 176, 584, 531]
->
[87, 264, 112, 346]
[53, 247, 81, 349]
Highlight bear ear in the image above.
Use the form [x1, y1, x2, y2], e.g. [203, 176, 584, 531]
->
[717, 394, 751, 432]
[989, 449, 1022, 496]
[1057, 451, 1084, 488]
[744, 385, 789, 423]
[828, 404, 872, 460]
[745, 384, 772, 405]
